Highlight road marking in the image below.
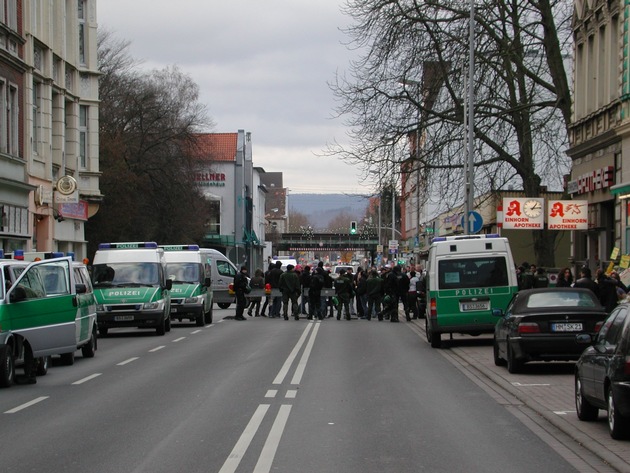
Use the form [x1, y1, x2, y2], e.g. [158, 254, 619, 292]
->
[512, 382, 551, 387]
[191, 330, 202, 334]
[291, 322, 320, 385]
[265, 390, 278, 398]
[253, 405, 292, 473]
[273, 324, 313, 385]
[285, 390, 297, 399]
[72, 373, 102, 385]
[172, 337, 186, 343]
[218, 404, 270, 473]
[117, 357, 139, 366]
[554, 410, 576, 415]
[149, 346, 165, 352]
[5, 396, 49, 414]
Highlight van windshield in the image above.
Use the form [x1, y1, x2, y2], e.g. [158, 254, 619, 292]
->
[92, 263, 160, 287]
[167, 263, 201, 284]
[438, 257, 508, 290]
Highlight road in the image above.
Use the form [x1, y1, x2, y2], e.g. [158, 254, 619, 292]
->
[0, 309, 607, 473]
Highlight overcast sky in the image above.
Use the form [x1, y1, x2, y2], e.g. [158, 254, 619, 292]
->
[97, 1, 372, 195]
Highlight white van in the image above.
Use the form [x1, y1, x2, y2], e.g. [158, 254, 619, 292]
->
[205, 249, 238, 309]
[161, 245, 214, 325]
[272, 258, 298, 271]
[91, 242, 172, 336]
[425, 234, 518, 348]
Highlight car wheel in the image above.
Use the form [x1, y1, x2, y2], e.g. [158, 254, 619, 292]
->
[165, 316, 172, 332]
[575, 373, 598, 421]
[36, 356, 51, 376]
[0, 345, 15, 388]
[81, 329, 97, 358]
[218, 302, 231, 310]
[99, 327, 108, 337]
[608, 387, 630, 439]
[506, 342, 522, 374]
[204, 304, 213, 325]
[493, 338, 506, 366]
[195, 313, 204, 327]
[60, 351, 75, 366]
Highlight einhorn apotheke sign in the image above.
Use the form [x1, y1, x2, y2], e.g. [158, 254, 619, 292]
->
[502, 197, 544, 229]
[547, 200, 588, 230]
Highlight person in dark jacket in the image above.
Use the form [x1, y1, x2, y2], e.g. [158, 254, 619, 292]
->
[555, 267, 574, 287]
[573, 267, 600, 298]
[247, 268, 265, 317]
[355, 268, 368, 318]
[533, 267, 549, 288]
[365, 269, 383, 321]
[309, 266, 325, 320]
[279, 264, 301, 320]
[596, 269, 619, 313]
[300, 266, 311, 316]
[259, 263, 274, 317]
[269, 261, 283, 318]
[233, 266, 249, 321]
[334, 269, 354, 320]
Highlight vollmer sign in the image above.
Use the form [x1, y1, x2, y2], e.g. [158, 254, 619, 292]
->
[194, 172, 226, 187]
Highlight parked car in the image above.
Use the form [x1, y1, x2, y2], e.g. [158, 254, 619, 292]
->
[493, 288, 607, 373]
[575, 302, 630, 439]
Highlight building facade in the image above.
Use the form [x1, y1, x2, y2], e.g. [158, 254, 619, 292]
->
[192, 131, 267, 271]
[567, 0, 628, 270]
[0, 0, 101, 259]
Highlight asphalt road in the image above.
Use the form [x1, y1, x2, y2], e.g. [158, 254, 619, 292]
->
[0, 309, 582, 473]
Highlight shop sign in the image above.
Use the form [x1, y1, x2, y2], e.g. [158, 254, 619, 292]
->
[502, 198, 544, 229]
[59, 201, 88, 220]
[194, 171, 226, 187]
[567, 166, 614, 195]
[547, 200, 588, 230]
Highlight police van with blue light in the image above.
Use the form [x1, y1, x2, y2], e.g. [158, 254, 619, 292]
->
[91, 242, 172, 336]
[425, 233, 518, 348]
[161, 244, 213, 326]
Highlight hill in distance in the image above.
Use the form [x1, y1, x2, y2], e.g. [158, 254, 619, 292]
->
[288, 193, 369, 230]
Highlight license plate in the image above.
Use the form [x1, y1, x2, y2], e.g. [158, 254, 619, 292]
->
[460, 301, 489, 311]
[114, 315, 134, 322]
[171, 308, 178, 313]
[551, 322, 583, 332]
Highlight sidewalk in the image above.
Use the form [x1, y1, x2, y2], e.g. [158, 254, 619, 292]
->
[406, 318, 630, 473]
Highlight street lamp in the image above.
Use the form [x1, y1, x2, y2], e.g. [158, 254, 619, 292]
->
[464, 0, 475, 234]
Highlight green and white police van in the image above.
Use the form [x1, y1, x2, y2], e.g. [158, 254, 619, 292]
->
[425, 234, 518, 348]
[0, 252, 98, 386]
[161, 245, 213, 326]
[91, 242, 172, 336]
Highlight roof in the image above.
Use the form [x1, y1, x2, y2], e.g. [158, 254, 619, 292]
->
[190, 133, 237, 162]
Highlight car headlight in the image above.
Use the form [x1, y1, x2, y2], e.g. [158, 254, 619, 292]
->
[185, 296, 201, 304]
[96, 304, 104, 311]
[143, 302, 160, 310]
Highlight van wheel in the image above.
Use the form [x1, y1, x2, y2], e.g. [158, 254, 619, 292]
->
[218, 302, 231, 309]
[36, 356, 52, 376]
[425, 318, 441, 348]
[205, 304, 213, 325]
[81, 329, 97, 358]
[195, 313, 204, 326]
[0, 345, 15, 387]
[165, 316, 171, 332]
[60, 351, 75, 366]
[156, 315, 166, 336]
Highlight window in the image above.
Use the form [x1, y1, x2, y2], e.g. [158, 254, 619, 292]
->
[32, 82, 42, 156]
[79, 105, 88, 168]
[216, 261, 236, 278]
[5, 0, 16, 31]
[438, 257, 509, 290]
[78, 0, 86, 65]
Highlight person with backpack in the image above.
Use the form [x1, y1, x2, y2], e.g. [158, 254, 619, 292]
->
[309, 266, 325, 320]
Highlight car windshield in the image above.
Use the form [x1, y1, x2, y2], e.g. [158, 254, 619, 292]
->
[92, 262, 160, 287]
[438, 257, 508, 290]
[525, 291, 598, 308]
[167, 263, 200, 283]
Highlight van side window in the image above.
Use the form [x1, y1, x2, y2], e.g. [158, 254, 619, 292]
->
[438, 257, 508, 290]
[217, 261, 236, 277]
[39, 265, 70, 295]
[17, 268, 47, 299]
[597, 307, 628, 349]
[204, 259, 212, 279]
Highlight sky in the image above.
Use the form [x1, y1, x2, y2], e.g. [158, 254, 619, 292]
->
[97, 1, 372, 195]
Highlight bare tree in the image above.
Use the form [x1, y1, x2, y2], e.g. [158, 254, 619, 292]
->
[87, 31, 215, 256]
[288, 210, 312, 232]
[329, 0, 573, 265]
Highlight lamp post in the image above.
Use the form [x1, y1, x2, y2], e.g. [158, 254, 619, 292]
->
[464, 0, 475, 234]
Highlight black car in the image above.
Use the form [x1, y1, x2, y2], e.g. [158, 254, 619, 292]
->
[575, 302, 630, 439]
[493, 288, 607, 373]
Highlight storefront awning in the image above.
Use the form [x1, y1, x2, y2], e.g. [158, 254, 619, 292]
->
[610, 182, 630, 199]
[242, 230, 263, 247]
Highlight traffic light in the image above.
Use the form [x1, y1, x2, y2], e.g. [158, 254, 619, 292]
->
[350, 221, 357, 234]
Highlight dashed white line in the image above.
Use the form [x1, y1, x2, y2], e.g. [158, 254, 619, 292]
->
[285, 390, 297, 399]
[265, 390, 278, 398]
[149, 346, 165, 352]
[273, 324, 313, 385]
[117, 357, 139, 366]
[172, 337, 186, 343]
[191, 330, 202, 334]
[291, 322, 320, 385]
[72, 373, 102, 385]
[218, 404, 270, 473]
[5, 396, 49, 414]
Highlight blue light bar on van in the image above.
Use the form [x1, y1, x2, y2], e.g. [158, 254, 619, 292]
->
[98, 242, 158, 250]
[67, 252, 75, 260]
[161, 244, 200, 251]
[14, 249, 24, 260]
[485, 233, 500, 238]
[46, 252, 64, 259]
[0, 250, 3, 258]
[432, 237, 447, 242]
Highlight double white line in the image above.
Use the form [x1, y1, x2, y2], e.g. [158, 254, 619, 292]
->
[219, 322, 321, 473]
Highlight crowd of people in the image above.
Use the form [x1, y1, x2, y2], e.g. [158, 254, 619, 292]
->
[232, 261, 427, 323]
[517, 262, 629, 312]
